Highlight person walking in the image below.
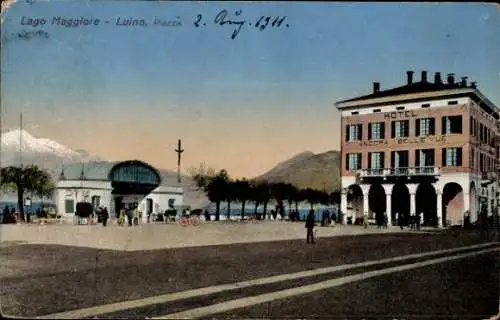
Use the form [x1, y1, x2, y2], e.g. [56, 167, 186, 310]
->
[118, 209, 125, 227]
[363, 213, 369, 229]
[102, 207, 109, 227]
[383, 212, 388, 229]
[133, 205, 139, 226]
[396, 212, 404, 230]
[126, 206, 133, 227]
[305, 209, 316, 244]
[410, 212, 416, 230]
[417, 212, 423, 230]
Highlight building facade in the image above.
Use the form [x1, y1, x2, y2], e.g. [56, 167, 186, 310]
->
[335, 71, 499, 227]
[54, 160, 184, 223]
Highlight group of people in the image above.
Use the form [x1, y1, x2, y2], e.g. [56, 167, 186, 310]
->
[95, 207, 109, 226]
[117, 204, 141, 227]
[351, 211, 426, 230]
[320, 209, 338, 226]
[362, 212, 390, 229]
[395, 211, 424, 230]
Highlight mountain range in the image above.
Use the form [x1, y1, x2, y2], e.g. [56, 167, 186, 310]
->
[256, 150, 341, 192]
[0, 129, 341, 206]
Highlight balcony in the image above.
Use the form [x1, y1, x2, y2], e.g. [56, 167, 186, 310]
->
[481, 171, 497, 182]
[360, 166, 440, 178]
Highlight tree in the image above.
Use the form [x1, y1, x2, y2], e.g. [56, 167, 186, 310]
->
[234, 179, 250, 219]
[0, 165, 53, 222]
[225, 179, 236, 221]
[249, 182, 260, 216]
[283, 183, 298, 218]
[251, 180, 271, 220]
[204, 169, 230, 221]
[270, 182, 288, 220]
[301, 188, 323, 210]
[329, 191, 341, 205]
[33, 176, 55, 200]
[32, 179, 56, 210]
[189, 163, 217, 190]
[293, 187, 305, 214]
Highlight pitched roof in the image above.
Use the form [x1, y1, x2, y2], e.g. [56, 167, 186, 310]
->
[334, 73, 498, 117]
[58, 160, 171, 186]
[60, 161, 116, 181]
[337, 81, 471, 104]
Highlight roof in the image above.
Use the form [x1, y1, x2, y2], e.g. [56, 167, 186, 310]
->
[59, 160, 169, 186]
[335, 75, 499, 117]
[337, 81, 467, 104]
[60, 161, 116, 181]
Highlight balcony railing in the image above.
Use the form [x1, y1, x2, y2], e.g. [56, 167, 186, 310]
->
[413, 166, 438, 175]
[360, 166, 439, 177]
[390, 168, 409, 176]
[481, 171, 497, 181]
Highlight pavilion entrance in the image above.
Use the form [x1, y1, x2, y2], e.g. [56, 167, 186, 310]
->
[108, 160, 161, 218]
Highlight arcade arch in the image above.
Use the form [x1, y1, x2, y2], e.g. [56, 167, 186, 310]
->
[415, 182, 437, 227]
[442, 182, 464, 227]
[391, 182, 410, 225]
[346, 184, 363, 221]
[368, 183, 386, 225]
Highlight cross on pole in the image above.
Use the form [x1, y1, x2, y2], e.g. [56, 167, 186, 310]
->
[175, 139, 184, 184]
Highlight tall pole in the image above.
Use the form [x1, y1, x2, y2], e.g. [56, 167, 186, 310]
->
[19, 112, 23, 168]
[174, 139, 184, 184]
[0, 89, 2, 185]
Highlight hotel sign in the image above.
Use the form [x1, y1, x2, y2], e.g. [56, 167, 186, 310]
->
[397, 135, 446, 144]
[361, 135, 447, 146]
[362, 140, 388, 146]
[384, 111, 418, 120]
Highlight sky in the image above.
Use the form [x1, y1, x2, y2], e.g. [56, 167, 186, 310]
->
[1, 1, 499, 178]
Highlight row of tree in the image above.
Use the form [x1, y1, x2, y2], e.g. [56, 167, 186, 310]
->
[0, 165, 55, 221]
[0, 164, 341, 223]
[190, 165, 340, 221]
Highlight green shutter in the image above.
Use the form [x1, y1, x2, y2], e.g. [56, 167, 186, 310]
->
[65, 200, 75, 213]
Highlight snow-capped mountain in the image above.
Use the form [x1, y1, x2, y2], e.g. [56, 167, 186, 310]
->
[2, 129, 81, 158]
[0, 129, 105, 177]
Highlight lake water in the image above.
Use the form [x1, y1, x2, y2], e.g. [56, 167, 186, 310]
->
[0, 201, 48, 215]
[0, 201, 339, 222]
[203, 205, 339, 222]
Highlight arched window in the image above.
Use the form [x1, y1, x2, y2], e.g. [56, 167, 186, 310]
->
[109, 162, 160, 185]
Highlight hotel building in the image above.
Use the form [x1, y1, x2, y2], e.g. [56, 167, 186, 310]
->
[335, 71, 499, 227]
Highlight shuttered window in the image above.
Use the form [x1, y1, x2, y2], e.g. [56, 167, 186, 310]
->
[65, 199, 75, 214]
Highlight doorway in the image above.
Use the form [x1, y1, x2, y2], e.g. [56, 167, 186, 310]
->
[114, 196, 123, 217]
[146, 198, 153, 215]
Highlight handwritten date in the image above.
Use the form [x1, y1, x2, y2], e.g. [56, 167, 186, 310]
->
[193, 9, 289, 39]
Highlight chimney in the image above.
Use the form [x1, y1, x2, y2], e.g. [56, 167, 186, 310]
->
[434, 72, 442, 84]
[373, 82, 380, 94]
[421, 70, 427, 83]
[447, 73, 455, 85]
[406, 71, 414, 85]
[460, 76, 468, 87]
